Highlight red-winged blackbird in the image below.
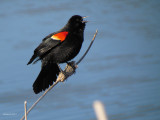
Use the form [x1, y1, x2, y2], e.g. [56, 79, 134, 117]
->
[27, 15, 87, 94]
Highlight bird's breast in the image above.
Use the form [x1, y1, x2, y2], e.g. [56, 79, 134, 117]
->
[46, 33, 83, 63]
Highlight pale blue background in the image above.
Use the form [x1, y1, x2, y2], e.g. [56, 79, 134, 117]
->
[0, 0, 160, 120]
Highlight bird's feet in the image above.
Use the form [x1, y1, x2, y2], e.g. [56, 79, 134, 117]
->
[57, 61, 78, 82]
[57, 64, 67, 82]
[66, 61, 78, 69]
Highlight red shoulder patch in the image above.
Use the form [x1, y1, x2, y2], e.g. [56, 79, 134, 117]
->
[51, 31, 68, 42]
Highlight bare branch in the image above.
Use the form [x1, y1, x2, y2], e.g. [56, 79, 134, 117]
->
[24, 101, 27, 120]
[76, 29, 98, 65]
[20, 30, 98, 120]
[20, 81, 59, 120]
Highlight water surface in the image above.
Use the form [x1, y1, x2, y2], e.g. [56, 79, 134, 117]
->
[0, 0, 160, 120]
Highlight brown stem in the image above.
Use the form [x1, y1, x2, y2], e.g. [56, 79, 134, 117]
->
[76, 29, 98, 65]
[20, 29, 98, 120]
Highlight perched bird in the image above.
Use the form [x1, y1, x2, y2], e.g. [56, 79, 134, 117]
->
[27, 15, 88, 94]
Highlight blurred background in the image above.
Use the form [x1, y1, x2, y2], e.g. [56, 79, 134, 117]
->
[0, 0, 160, 120]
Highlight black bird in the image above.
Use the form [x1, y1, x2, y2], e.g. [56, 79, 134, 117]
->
[27, 15, 87, 94]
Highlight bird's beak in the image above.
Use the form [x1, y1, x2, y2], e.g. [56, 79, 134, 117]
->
[83, 16, 89, 19]
[82, 16, 89, 23]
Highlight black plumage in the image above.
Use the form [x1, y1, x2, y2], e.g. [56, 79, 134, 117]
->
[27, 15, 87, 94]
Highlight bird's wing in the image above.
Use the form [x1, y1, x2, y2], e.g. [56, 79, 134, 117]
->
[27, 31, 69, 65]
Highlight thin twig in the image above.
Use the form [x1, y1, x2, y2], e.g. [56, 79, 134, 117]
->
[20, 81, 59, 120]
[20, 30, 98, 120]
[76, 29, 98, 65]
[24, 101, 27, 120]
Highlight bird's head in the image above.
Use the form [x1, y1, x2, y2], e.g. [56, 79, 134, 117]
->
[66, 15, 88, 32]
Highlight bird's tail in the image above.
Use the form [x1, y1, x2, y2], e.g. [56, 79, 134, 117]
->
[33, 63, 60, 94]
[27, 54, 37, 65]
